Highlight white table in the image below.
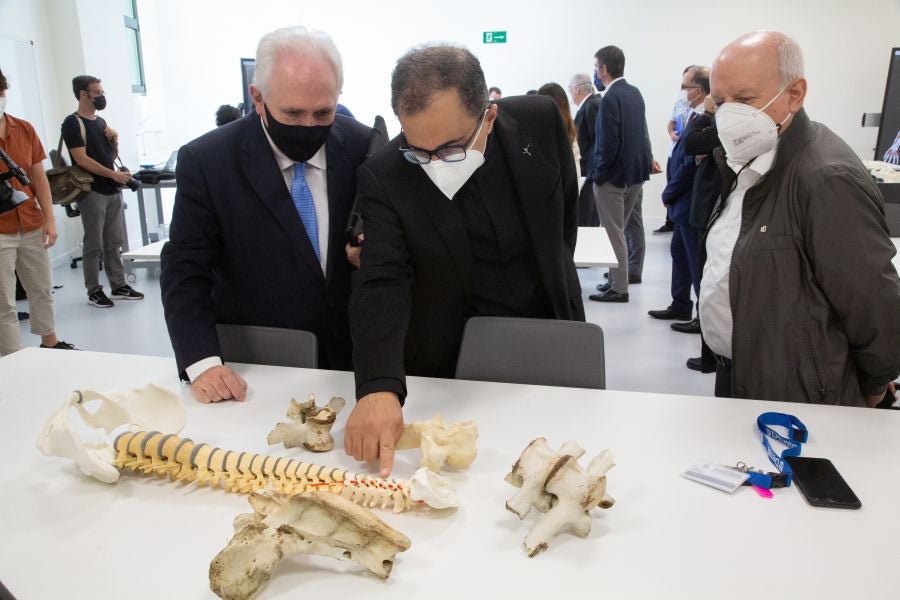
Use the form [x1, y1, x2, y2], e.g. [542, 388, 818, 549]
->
[574, 226, 618, 268]
[122, 239, 167, 281]
[1, 348, 898, 599]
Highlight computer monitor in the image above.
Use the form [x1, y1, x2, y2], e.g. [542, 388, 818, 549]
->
[875, 48, 900, 165]
[240, 58, 256, 116]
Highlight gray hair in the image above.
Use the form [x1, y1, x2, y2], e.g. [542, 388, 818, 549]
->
[776, 34, 804, 84]
[569, 73, 592, 90]
[253, 26, 343, 96]
[391, 44, 487, 117]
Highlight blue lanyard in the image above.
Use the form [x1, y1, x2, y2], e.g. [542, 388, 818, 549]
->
[756, 412, 808, 487]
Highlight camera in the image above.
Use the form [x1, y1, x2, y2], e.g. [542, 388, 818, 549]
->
[0, 147, 31, 215]
[125, 177, 141, 192]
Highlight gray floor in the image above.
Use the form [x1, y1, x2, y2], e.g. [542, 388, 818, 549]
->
[17, 220, 715, 397]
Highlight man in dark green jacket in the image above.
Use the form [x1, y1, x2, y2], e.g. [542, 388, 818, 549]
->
[700, 31, 900, 407]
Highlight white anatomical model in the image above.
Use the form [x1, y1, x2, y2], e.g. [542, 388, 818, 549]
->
[36, 384, 186, 483]
[209, 491, 411, 600]
[396, 415, 478, 472]
[505, 438, 615, 557]
[267, 394, 346, 452]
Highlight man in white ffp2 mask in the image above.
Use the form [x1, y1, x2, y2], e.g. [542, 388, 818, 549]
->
[699, 31, 900, 408]
[345, 44, 584, 477]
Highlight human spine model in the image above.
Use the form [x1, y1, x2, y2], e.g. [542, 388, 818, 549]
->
[114, 430, 458, 513]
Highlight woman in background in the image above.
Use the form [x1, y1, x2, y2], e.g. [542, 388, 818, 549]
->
[537, 82, 579, 172]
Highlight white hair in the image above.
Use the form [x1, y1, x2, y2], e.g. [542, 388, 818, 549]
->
[776, 34, 804, 84]
[253, 26, 343, 95]
[569, 73, 592, 89]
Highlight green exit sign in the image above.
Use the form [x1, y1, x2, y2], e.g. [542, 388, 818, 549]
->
[483, 31, 507, 44]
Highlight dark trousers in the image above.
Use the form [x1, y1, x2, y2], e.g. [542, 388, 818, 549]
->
[577, 179, 601, 227]
[715, 359, 733, 398]
[670, 222, 700, 313]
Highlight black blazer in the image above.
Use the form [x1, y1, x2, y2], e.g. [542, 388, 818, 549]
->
[588, 79, 652, 187]
[574, 93, 602, 174]
[350, 95, 585, 400]
[161, 113, 372, 378]
[683, 112, 722, 230]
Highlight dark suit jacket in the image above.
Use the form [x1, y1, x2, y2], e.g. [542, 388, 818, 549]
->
[683, 112, 722, 230]
[161, 113, 372, 378]
[574, 93, 602, 174]
[589, 79, 652, 187]
[350, 95, 585, 400]
[662, 115, 700, 225]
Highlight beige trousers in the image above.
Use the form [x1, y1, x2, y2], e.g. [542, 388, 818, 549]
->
[0, 228, 56, 355]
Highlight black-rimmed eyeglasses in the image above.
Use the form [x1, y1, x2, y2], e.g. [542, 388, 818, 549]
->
[399, 110, 487, 165]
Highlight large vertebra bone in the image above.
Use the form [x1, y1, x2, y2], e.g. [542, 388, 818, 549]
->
[267, 394, 346, 452]
[114, 431, 458, 513]
[209, 491, 411, 600]
[396, 415, 478, 473]
[505, 438, 615, 557]
[36, 385, 186, 483]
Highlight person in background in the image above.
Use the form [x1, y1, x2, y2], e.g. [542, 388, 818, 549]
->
[160, 26, 372, 403]
[701, 31, 900, 405]
[569, 72, 601, 226]
[537, 82, 576, 150]
[346, 45, 583, 476]
[0, 67, 75, 354]
[215, 104, 241, 127]
[488, 86, 502, 101]
[654, 65, 697, 235]
[62, 75, 144, 308]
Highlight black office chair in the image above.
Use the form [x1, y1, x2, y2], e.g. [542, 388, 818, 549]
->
[455, 317, 606, 389]
[216, 324, 318, 368]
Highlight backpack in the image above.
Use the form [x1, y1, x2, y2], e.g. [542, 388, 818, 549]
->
[46, 114, 94, 205]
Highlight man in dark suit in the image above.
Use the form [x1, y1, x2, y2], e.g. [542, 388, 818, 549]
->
[589, 45, 658, 303]
[649, 66, 710, 331]
[160, 26, 371, 403]
[569, 73, 601, 226]
[345, 45, 584, 476]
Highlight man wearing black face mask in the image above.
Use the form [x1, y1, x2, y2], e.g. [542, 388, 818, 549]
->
[160, 26, 372, 404]
[62, 75, 143, 308]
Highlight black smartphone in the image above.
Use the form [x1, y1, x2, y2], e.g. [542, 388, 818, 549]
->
[785, 456, 861, 509]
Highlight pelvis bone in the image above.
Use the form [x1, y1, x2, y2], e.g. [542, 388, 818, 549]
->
[36, 384, 186, 483]
[210, 491, 411, 600]
[396, 415, 478, 473]
[267, 394, 346, 452]
[505, 438, 615, 557]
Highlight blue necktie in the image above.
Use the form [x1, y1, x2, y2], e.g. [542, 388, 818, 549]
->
[291, 162, 320, 261]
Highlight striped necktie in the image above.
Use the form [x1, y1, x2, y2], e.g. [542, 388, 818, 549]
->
[291, 162, 320, 261]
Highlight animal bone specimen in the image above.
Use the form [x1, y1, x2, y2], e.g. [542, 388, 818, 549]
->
[267, 394, 346, 452]
[113, 430, 459, 512]
[396, 415, 478, 473]
[37, 385, 186, 483]
[210, 491, 411, 600]
[505, 438, 615, 557]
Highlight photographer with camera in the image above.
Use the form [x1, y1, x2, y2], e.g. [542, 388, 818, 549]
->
[61, 75, 143, 308]
[0, 67, 75, 354]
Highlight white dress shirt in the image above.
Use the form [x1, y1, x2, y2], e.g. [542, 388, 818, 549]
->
[698, 147, 776, 359]
[185, 121, 331, 383]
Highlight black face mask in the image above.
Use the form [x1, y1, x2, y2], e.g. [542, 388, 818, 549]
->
[263, 103, 331, 163]
[92, 94, 107, 111]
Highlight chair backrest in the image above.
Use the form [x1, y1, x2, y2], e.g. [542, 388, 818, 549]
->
[454, 317, 605, 389]
[885, 203, 900, 237]
[216, 324, 317, 368]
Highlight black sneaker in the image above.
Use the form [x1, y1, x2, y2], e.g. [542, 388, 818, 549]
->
[40, 341, 78, 350]
[111, 285, 145, 300]
[88, 289, 114, 308]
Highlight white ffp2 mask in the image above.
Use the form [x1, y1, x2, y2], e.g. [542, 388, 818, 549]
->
[716, 84, 792, 168]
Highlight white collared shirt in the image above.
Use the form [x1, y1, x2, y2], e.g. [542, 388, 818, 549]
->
[698, 147, 777, 359]
[599, 77, 624, 97]
[184, 120, 331, 383]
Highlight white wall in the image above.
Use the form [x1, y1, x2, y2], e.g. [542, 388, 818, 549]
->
[135, 0, 900, 218]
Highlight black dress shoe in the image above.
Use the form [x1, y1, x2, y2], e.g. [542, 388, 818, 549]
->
[629, 275, 641, 284]
[671, 318, 701, 334]
[589, 290, 629, 302]
[653, 222, 674, 234]
[686, 356, 715, 373]
[647, 307, 692, 320]
[596, 282, 611, 292]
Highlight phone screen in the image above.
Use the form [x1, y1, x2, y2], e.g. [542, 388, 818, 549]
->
[785, 456, 861, 509]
